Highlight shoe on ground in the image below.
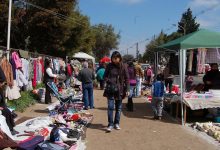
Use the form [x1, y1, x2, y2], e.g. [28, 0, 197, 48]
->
[114, 124, 121, 130]
[158, 116, 162, 120]
[84, 107, 89, 110]
[106, 126, 113, 132]
[153, 116, 158, 120]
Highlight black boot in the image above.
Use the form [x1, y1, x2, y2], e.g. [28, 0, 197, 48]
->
[127, 97, 133, 112]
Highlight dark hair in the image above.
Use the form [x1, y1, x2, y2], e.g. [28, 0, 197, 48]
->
[211, 63, 218, 68]
[128, 61, 133, 67]
[45, 59, 51, 68]
[111, 51, 122, 62]
[156, 74, 164, 81]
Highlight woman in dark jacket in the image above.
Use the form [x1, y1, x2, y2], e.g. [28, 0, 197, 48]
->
[126, 61, 136, 112]
[44, 59, 57, 104]
[104, 51, 129, 132]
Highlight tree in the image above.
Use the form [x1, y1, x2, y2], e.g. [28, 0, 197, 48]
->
[92, 24, 120, 60]
[178, 8, 200, 35]
[123, 54, 134, 63]
[142, 31, 167, 64]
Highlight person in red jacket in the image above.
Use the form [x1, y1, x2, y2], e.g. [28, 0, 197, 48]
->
[65, 60, 73, 88]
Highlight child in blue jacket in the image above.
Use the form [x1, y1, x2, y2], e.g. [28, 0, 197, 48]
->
[151, 74, 165, 120]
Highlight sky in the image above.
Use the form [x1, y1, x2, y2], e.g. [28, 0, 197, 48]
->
[79, 0, 220, 56]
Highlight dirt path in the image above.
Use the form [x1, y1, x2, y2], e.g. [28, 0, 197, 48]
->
[86, 90, 219, 150]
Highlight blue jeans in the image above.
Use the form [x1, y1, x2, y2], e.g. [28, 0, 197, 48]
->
[107, 97, 122, 127]
[129, 86, 135, 98]
[136, 77, 141, 96]
[82, 83, 94, 109]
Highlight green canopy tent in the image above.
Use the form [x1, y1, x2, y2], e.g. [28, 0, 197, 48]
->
[159, 29, 220, 125]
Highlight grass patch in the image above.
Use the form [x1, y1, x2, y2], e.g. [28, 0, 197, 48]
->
[36, 83, 45, 89]
[7, 91, 37, 112]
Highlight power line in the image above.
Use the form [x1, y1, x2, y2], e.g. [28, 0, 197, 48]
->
[18, 0, 88, 28]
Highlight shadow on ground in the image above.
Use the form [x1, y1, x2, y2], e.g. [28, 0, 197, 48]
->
[34, 109, 49, 114]
[122, 101, 179, 125]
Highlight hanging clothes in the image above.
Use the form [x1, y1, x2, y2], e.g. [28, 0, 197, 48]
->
[197, 48, 207, 74]
[16, 69, 28, 87]
[192, 50, 198, 75]
[21, 58, 29, 81]
[0, 57, 14, 86]
[5, 80, 21, 100]
[53, 59, 60, 74]
[205, 48, 220, 64]
[187, 50, 194, 72]
[11, 51, 22, 69]
[36, 60, 42, 82]
[40, 58, 44, 75]
[10, 58, 16, 80]
[32, 60, 37, 88]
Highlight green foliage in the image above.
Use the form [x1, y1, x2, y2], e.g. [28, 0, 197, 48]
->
[36, 83, 45, 89]
[143, 31, 167, 64]
[7, 91, 36, 112]
[92, 24, 120, 60]
[178, 8, 200, 35]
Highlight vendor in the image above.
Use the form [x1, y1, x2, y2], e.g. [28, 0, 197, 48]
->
[44, 59, 57, 104]
[203, 63, 220, 91]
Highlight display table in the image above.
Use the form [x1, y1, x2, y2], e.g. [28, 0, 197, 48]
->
[166, 91, 220, 124]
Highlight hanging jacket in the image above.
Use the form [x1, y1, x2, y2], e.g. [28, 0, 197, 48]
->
[0, 57, 13, 86]
[11, 51, 22, 69]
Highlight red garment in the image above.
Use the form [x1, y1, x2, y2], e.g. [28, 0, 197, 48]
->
[32, 60, 37, 88]
[40, 58, 44, 74]
[67, 64, 73, 76]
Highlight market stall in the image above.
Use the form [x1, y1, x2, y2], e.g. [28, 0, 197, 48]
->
[160, 29, 220, 125]
[73, 52, 95, 64]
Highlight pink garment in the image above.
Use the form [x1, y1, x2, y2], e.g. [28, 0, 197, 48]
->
[197, 48, 207, 74]
[32, 60, 37, 88]
[12, 51, 22, 69]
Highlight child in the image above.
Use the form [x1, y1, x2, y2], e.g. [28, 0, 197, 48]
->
[151, 74, 165, 120]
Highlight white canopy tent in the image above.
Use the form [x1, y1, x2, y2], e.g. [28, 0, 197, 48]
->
[73, 52, 95, 64]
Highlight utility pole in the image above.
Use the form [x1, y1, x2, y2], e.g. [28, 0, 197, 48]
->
[136, 42, 139, 60]
[7, 0, 12, 59]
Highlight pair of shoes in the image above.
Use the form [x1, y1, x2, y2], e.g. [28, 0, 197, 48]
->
[106, 126, 113, 132]
[84, 107, 89, 110]
[114, 124, 121, 130]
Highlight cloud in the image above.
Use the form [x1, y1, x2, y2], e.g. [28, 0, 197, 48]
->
[189, 0, 220, 8]
[114, 0, 144, 5]
[188, 0, 220, 29]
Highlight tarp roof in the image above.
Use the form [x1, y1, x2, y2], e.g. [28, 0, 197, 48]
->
[160, 29, 220, 50]
[73, 52, 95, 63]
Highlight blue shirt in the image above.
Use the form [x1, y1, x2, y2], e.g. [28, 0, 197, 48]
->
[152, 81, 165, 97]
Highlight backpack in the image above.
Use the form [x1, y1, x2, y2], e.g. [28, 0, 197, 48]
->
[17, 135, 44, 150]
[0, 129, 18, 149]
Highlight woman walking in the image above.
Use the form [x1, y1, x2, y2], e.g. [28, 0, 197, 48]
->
[104, 51, 129, 132]
[126, 61, 136, 112]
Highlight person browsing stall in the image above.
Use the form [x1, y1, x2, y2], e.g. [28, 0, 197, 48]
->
[78, 61, 95, 110]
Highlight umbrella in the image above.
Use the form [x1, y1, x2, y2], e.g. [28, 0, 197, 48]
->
[100, 56, 111, 63]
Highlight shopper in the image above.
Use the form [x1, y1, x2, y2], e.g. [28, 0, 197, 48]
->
[65, 59, 73, 88]
[127, 61, 136, 112]
[134, 60, 144, 97]
[78, 61, 95, 110]
[151, 74, 165, 120]
[44, 59, 57, 104]
[145, 66, 153, 85]
[96, 63, 106, 90]
[104, 51, 129, 132]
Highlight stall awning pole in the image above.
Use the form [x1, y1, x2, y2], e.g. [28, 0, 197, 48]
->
[7, 0, 12, 59]
[180, 49, 186, 125]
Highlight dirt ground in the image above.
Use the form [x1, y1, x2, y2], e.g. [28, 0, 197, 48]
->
[17, 89, 219, 150]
